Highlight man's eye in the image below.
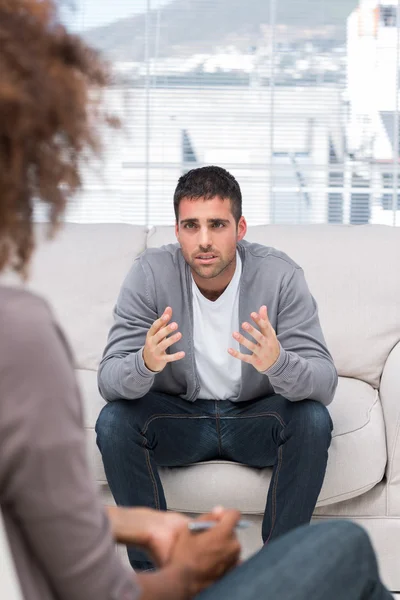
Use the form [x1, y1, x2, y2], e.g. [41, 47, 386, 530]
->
[213, 222, 225, 228]
[184, 223, 197, 229]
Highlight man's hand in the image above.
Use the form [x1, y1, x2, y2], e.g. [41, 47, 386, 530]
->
[143, 307, 185, 373]
[228, 305, 280, 372]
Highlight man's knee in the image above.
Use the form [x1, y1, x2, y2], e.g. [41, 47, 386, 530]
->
[292, 400, 332, 447]
[95, 400, 139, 450]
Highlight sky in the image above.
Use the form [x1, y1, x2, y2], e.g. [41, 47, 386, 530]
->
[62, 0, 170, 31]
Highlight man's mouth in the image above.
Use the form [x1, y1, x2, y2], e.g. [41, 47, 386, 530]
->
[195, 254, 218, 264]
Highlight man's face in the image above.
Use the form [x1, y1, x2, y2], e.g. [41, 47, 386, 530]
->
[175, 196, 247, 281]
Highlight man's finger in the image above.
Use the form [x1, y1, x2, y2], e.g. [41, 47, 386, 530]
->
[164, 351, 186, 363]
[149, 308, 172, 335]
[153, 321, 178, 345]
[251, 307, 271, 335]
[227, 348, 254, 364]
[232, 332, 260, 355]
[241, 322, 264, 345]
[259, 305, 270, 328]
[158, 331, 182, 353]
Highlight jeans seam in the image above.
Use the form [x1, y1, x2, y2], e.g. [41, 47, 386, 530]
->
[140, 411, 287, 524]
[265, 444, 283, 544]
[215, 401, 222, 457]
[140, 413, 215, 508]
[220, 412, 287, 428]
[143, 442, 161, 510]
[220, 411, 286, 542]
[141, 413, 211, 435]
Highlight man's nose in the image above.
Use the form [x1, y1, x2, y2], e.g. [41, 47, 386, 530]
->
[198, 226, 212, 248]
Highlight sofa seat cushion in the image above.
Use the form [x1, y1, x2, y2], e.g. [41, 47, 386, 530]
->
[80, 370, 387, 514]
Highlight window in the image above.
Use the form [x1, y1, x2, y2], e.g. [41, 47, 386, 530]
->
[56, 0, 400, 227]
[380, 5, 397, 28]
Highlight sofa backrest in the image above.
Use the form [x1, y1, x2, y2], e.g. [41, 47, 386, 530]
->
[147, 224, 400, 388]
[27, 224, 148, 371]
[7, 222, 398, 389]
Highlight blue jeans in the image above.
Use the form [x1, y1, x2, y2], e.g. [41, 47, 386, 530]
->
[197, 521, 393, 600]
[96, 392, 332, 570]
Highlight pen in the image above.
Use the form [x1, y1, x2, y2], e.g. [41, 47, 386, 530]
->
[188, 519, 252, 532]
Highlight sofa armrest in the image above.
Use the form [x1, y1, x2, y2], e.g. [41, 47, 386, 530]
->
[379, 340, 400, 514]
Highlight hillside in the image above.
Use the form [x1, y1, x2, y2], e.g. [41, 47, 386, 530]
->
[84, 0, 358, 61]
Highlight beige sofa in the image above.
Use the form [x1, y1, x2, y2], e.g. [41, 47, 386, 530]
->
[11, 222, 400, 591]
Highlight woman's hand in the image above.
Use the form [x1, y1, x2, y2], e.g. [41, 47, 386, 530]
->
[107, 506, 190, 566]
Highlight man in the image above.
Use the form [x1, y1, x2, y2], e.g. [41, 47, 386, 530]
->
[96, 165, 338, 571]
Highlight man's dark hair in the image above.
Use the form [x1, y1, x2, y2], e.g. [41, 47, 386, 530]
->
[173, 166, 242, 224]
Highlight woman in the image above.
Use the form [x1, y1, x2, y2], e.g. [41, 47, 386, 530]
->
[0, 1, 394, 599]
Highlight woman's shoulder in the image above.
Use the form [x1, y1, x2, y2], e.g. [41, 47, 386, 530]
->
[0, 285, 76, 412]
[0, 286, 64, 366]
[0, 286, 53, 337]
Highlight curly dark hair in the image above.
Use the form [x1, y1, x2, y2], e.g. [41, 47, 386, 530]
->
[0, 0, 117, 277]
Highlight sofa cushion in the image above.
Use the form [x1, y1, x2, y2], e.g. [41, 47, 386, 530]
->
[80, 370, 386, 512]
[26, 224, 147, 371]
[147, 225, 400, 388]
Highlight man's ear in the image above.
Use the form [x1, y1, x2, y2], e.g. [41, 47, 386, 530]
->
[237, 216, 247, 241]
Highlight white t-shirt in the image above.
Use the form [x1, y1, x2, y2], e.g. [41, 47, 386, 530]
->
[192, 252, 242, 400]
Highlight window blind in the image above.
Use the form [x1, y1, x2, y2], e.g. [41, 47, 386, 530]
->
[53, 0, 400, 227]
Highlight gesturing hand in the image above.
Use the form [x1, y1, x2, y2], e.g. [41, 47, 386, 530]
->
[228, 305, 280, 373]
[143, 307, 185, 373]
